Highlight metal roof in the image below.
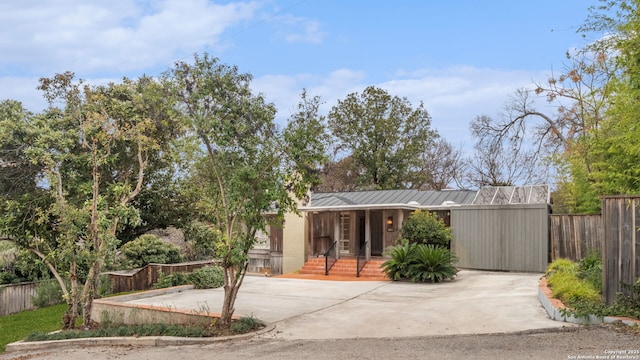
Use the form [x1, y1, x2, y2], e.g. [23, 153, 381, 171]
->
[302, 189, 477, 211]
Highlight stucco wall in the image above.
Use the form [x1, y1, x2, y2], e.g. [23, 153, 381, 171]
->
[282, 211, 306, 274]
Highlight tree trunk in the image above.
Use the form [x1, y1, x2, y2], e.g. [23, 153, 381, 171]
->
[81, 260, 101, 327]
[219, 267, 239, 327]
[219, 262, 248, 327]
[63, 260, 79, 330]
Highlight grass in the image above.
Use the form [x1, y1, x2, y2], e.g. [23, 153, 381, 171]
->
[0, 303, 265, 353]
[0, 303, 67, 353]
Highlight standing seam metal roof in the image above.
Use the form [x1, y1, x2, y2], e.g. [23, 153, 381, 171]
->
[306, 189, 477, 210]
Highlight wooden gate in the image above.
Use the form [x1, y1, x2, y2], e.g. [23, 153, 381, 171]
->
[451, 204, 549, 272]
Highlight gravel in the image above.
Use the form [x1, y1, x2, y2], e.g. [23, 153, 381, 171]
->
[2, 325, 639, 360]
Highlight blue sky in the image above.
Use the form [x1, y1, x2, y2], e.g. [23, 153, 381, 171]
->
[0, 0, 601, 148]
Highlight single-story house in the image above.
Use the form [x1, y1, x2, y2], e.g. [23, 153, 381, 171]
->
[250, 185, 551, 275]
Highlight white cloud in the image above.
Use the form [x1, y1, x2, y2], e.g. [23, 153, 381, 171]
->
[0, 0, 261, 75]
[254, 65, 550, 148]
[274, 14, 326, 44]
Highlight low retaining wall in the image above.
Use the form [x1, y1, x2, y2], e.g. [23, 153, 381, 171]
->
[91, 285, 238, 326]
[537, 277, 640, 326]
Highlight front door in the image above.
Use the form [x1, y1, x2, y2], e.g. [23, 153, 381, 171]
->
[370, 210, 383, 256]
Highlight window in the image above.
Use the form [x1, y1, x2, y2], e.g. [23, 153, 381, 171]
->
[340, 213, 350, 254]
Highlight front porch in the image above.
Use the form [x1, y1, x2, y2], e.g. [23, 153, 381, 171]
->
[296, 257, 388, 280]
[307, 209, 408, 260]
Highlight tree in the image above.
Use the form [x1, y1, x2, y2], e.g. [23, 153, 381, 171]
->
[0, 73, 176, 328]
[470, 44, 615, 209]
[414, 138, 465, 190]
[315, 155, 362, 192]
[167, 54, 326, 327]
[328, 86, 439, 190]
[578, 0, 640, 202]
[465, 114, 548, 188]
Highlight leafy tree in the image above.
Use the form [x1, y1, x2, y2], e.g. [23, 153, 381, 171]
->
[166, 54, 327, 327]
[399, 210, 451, 247]
[0, 73, 176, 328]
[120, 234, 182, 269]
[577, 1, 640, 202]
[328, 86, 439, 190]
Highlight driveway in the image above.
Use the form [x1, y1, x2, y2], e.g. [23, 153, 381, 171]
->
[124, 269, 570, 339]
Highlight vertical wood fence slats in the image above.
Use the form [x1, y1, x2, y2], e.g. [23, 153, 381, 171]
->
[602, 196, 640, 304]
[0, 282, 40, 316]
[549, 214, 603, 261]
[106, 260, 217, 294]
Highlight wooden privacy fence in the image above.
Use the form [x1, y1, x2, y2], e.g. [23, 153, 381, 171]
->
[602, 196, 640, 304]
[0, 281, 39, 316]
[549, 214, 603, 261]
[105, 260, 217, 294]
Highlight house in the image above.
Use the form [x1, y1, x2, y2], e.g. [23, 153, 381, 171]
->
[251, 185, 551, 276]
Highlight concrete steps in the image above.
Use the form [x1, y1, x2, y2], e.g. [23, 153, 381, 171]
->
[299, 258, 388, 279]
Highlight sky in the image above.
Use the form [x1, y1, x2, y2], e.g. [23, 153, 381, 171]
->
[0, 0, 603, 149]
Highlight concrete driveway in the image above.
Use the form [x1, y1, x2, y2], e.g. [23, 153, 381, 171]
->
[124, 269, 570, 339]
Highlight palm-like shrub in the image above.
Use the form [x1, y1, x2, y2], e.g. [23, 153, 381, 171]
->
[407, 245, 458, 283]
[381, 242, 417, 281]
[382, 243, 458, 283]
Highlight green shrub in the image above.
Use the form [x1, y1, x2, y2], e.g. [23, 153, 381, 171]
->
[407, 245, 458, 283]
[153, 266, 224, 289]
[382, 242, 418, 281]
[120, 234, 182, 269]
[546, 259, 601, 306]
[31, 280, 64, 308]
[382, 243, 458, 283]
[188, 266, 223, 289]
[399, 210, 451, 247]
[97, 274, 113, 298]
[182, 221, 219, 261]
[154, 271, 189, 289]
[230, 316, 264, 333]
[545, 258, 577, 277]
[578, 251, 602, 292]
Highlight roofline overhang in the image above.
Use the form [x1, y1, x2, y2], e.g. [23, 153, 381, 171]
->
[299, 203, 464, 212]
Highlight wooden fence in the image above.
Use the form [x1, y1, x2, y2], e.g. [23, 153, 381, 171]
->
[0, 282, 39, 316]
[105, 260, 217, 294]
[549, 214, 603, 261]
[602, 196, 640, 304]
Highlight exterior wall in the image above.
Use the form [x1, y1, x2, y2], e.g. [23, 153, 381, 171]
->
[282, 210, 307, 274]
[451, 204, 549, 272]
[383, 209, 402, 249]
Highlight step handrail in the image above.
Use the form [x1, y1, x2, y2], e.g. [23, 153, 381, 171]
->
[356, 241, 368, 277]
[324, 240, 338, 275]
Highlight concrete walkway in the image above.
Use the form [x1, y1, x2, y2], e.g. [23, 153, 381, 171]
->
[123, 269, 572, 339]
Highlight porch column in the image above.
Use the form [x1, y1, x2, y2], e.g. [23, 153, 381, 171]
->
[334, 211, 340, 260]
[309, 212, 314, 258]
[397, 210, 404, 231]
[365, 209, 371, 260]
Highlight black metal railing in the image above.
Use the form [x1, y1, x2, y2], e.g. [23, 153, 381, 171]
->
[356, 241, 368, 277]
[324, 241, 338, 275]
